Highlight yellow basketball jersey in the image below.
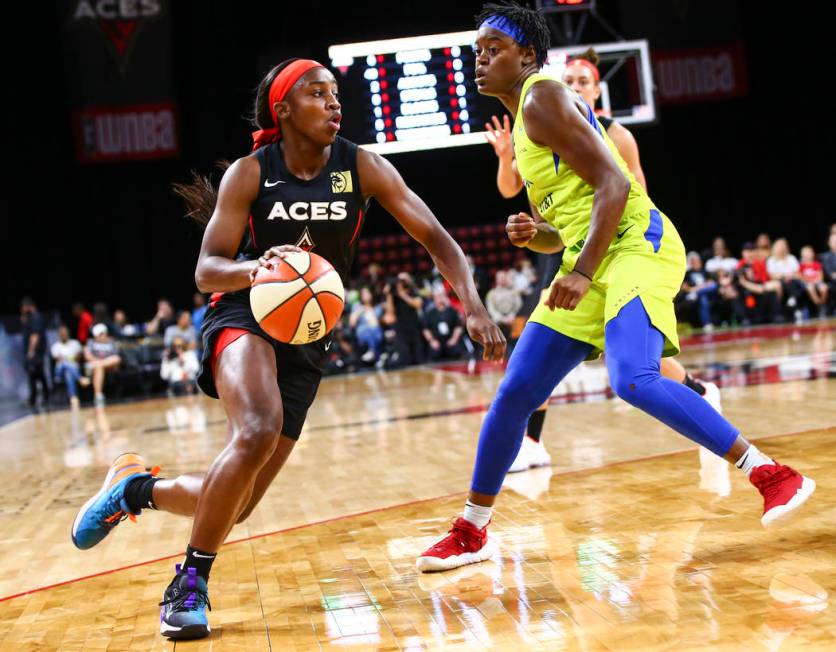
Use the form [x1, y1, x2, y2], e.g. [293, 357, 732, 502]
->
[513, 73, 659, 269]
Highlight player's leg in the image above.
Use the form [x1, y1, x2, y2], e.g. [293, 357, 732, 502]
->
[660, 356, 722, 413]
[159, 333, 284, 640]
[508, 400, 551, 473]
[417, 322, 592, 571]
[604, 297, 814, 527]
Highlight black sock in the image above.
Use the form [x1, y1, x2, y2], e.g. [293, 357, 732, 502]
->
[526, 408, 547, 443]
[183, 545, 217, 581]
[683, 374, 706, 396]
[123, 475, 161, 513]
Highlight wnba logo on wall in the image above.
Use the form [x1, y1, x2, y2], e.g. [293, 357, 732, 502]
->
[63, 0, 178, 163]
[74, 102, 178, 163]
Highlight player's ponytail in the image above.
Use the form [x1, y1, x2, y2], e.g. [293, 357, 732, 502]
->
[172, 60, 296, 227]
[577, 48, 600, 68]
[172, 161, 230, 227]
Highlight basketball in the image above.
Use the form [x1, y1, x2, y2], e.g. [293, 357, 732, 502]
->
[250, 251, 345, 345]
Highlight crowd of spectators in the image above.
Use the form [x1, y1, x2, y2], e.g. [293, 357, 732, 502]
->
[16, 225, 836, 409]
[19, 293, 209, 409]
[675, 227, 836, 330]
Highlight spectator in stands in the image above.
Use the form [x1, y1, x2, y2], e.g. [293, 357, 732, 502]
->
[160, 336, 199, 396]
[145, 298, 175, 338]
[72, 302, 94, 345]
[821, 231, 836, 306]
[423, 290, 466, 361]
[486, 270, 523, 340]
[20, 297, 49, 409]
[112, 309, 140, 340]
[92, 302, 112, 329]
[164, 311, 197, 350]
[714, 268, 748, 326]
[677, 252, 718, 329]
[737, 242, 782, 323]
[81, 323, 120, 407]
[767, 238, 805, 321]
[799, 245, 829, 317]
[51, 325, 82, 408]
[386, 272, 424, 367]
[326, 316, 358, 374]
[756, 232, 772, 260]
[705, 237, 738, 276]
[349, 287, 384, 363]
[192, 293, 207, 334]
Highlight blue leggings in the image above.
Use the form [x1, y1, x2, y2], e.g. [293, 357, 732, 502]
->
[470, 297, 739, 496]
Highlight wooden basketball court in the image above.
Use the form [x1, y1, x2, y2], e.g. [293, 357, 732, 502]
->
[0, 322, 833, 650]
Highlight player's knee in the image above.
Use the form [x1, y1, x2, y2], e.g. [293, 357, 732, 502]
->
[607, 357, 658, 404]
[494, 374, 543, 417]
[233, 416, 283, 465]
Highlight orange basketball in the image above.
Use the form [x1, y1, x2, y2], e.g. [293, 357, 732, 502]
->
[249, 251, 344, 345]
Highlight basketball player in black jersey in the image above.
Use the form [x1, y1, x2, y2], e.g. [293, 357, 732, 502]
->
[71, 58, 506, 640]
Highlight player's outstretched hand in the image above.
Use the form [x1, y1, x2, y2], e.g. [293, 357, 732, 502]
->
[506, 212, 537, 247]
[466, 312, 507, 361]
[484, 114, 513, 159]
[250, 245, 304, 282]
[545, 270, 592, 311]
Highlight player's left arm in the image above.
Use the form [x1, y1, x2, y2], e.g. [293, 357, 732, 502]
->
[524, 82, 631, 310]
[607, 122, 647, 192]
[357, 148, 506, 360]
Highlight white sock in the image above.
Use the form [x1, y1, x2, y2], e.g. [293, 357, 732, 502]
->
[463, 501, 492, 529]
[735, 444, 773, 476]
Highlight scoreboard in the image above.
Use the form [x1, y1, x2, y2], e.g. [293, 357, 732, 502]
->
[328, 31, 494, 154]
[328, 32, 655, 153]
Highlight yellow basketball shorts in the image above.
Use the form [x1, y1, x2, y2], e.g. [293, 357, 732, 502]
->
[529, 211, 686, 360]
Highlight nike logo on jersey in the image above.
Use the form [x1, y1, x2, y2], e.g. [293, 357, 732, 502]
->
[617, 224, 634, 239]
[267, 201, 347, 221]
[325, 340, 331, 351]
[264, 179, 285, 187]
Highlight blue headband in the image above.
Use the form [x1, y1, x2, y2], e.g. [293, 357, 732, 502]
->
[481, 14, 530, 46]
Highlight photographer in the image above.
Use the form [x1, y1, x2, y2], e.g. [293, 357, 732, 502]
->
[160, 337, 199, 396]
[385, 272, 425, 367]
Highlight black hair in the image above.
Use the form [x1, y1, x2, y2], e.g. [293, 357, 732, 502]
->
[173, 59, 299, 227]
[475, 2, 550, 68]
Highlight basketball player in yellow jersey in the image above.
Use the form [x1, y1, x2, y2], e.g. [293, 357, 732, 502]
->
[417, 1, 815, 572]
[484, 50, 722, 473]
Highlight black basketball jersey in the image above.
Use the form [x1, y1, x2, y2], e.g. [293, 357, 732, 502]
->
[243, 136, 368, 283]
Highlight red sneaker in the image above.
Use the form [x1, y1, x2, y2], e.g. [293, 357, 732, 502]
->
[750, 461, 816, 528]
[416, 517, 497, 572]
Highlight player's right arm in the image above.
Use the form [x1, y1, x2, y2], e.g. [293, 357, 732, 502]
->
[195, 156, 299, 293]
[484, 115, 524, 198]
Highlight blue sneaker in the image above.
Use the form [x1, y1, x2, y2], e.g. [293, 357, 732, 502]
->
[159, 565, 212, 640]
[71, 453, 158, 550]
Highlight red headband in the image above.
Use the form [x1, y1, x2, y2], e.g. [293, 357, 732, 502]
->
[567, 58, 600, 82]
[251, 59, 325, 150]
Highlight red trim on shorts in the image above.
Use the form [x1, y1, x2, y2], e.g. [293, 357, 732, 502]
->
[209, 292, 224, 308]
[211, 327, 250, 376]
[348, 208, 364, 246]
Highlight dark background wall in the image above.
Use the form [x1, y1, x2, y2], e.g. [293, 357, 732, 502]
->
[5, 1, 831, 321]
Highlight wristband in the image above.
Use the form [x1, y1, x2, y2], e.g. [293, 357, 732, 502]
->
[573, 268, 593, 282]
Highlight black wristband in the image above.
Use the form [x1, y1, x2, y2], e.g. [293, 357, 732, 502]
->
[572, 268, 593, 282]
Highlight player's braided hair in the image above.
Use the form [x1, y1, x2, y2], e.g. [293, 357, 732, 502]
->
[173, 59, 298, 227]
[475, 2, 551, 68]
